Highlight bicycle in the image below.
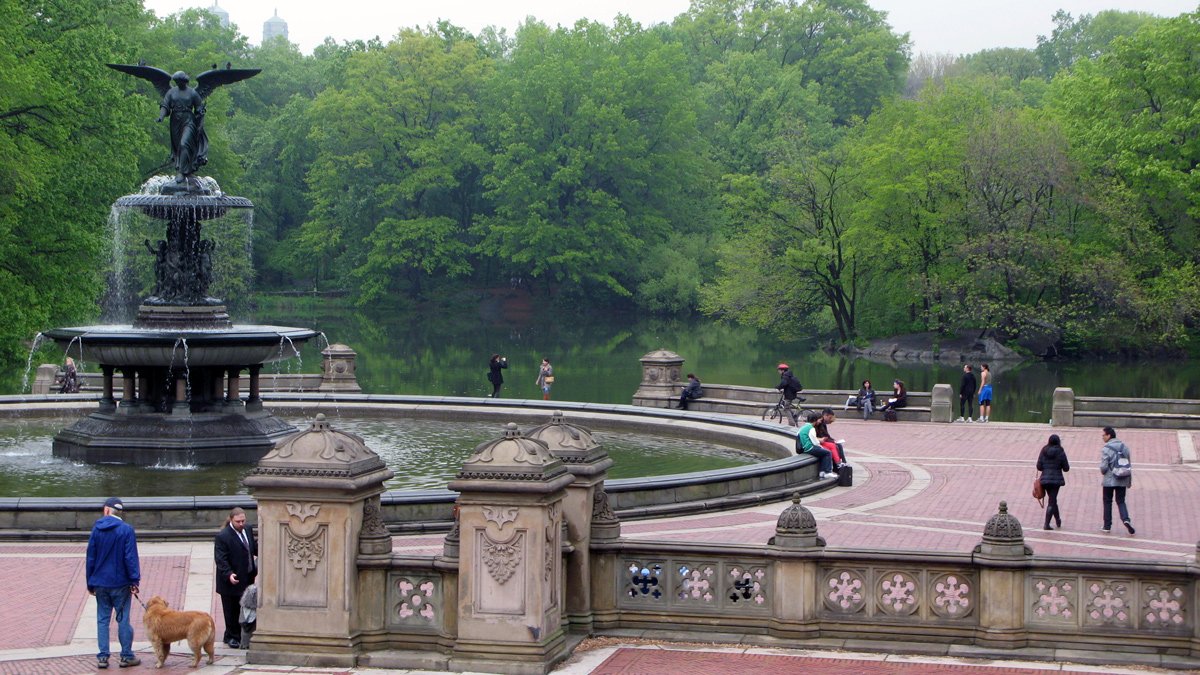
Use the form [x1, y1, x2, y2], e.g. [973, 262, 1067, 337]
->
[761, 395, 810, 427]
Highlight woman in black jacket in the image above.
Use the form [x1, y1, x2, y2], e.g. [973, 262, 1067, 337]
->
[1036, 434, 1070, 530]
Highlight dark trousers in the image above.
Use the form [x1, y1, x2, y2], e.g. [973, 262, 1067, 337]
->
[803, 446, 833, 474]
[959, 395, 974, 418]
[1102, 486, 1131, 529]
[490, 382, 502, 397]
[220, 591, 244, 644]
[1043, 484, 1062, 527]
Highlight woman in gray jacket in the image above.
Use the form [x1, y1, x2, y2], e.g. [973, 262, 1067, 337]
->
[1099, 426, 1135, 534]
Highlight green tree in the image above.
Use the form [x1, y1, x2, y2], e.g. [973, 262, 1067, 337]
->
[478, 18, 711, 303]
[1035, 9, 1160, 77]
[301, 26, 489, 302]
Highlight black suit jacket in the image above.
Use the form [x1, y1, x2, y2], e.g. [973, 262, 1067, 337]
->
[214, 523, 257, 596]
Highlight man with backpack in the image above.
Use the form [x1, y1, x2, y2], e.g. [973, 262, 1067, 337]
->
[776, 363, 802, 402]
[1099, 426, 1135, 535]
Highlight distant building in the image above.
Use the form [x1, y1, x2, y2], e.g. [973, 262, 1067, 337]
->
[263, 9, 288, 43]
[206, 1, 229, 27]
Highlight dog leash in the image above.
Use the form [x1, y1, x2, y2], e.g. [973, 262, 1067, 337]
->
[132, 589, 148, 610]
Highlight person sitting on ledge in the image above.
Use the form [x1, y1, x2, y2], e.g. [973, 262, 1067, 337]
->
[797, 412, 836, 479]
[676, 373, 704, 410]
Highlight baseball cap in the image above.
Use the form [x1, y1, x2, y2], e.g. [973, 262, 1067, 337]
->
[777, 363, 789, 370]
[103, 497, 124, 511]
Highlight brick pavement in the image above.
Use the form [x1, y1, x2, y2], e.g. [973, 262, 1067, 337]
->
[1, 419, 1197, 674]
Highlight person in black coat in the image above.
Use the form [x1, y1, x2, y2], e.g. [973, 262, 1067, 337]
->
[214, 507, 257, 648]
[1036, 434, 1071, 530]
[487, 354, 508, 398]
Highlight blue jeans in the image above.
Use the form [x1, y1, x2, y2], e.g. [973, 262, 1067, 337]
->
[1102, 486, 1131, 529]
[95, 586, 134, 660]
[803, 446, 833, 474]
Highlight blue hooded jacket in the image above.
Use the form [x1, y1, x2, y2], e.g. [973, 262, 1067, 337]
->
[86, 515, 140, 591]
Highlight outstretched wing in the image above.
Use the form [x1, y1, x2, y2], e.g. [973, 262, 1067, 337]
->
[195, 68, 261, 99]
[106, 64, 173, 98]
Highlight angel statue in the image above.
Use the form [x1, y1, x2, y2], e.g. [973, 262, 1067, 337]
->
[108, 63, 260, 184]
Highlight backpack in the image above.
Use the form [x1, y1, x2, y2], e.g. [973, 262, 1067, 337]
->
[883, 408, 897, 422]
[1111, 452, 1132, 478]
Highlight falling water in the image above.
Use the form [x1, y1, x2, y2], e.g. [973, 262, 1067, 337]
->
[20, 333, 47, 394]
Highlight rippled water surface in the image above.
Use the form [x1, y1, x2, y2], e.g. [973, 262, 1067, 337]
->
[0, 416, 763, 498]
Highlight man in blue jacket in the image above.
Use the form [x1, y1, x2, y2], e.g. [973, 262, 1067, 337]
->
[86, 497, 141, 669]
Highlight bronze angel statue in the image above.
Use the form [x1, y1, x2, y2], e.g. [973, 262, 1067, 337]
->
[108, 63, 260, 183]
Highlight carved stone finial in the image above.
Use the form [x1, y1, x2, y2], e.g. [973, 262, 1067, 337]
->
[525, 411, 609, 472]
[976, 500, 1032, 558]
[454, 422, 568, 483]
[250, 414, 390, 481]
[982, 500, 1024, 542]
[770, 492, 825, 548]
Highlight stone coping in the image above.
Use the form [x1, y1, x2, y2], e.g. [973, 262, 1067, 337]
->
[0, 394, 823, 539]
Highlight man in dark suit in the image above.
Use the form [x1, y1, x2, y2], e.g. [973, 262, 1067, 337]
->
[214, 507, 257, 648]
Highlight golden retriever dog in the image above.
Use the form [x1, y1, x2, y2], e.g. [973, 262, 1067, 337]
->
[142, 595, 216, 668]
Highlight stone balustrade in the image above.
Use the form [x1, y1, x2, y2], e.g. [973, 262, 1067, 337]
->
[1054, 387, 1200, 429]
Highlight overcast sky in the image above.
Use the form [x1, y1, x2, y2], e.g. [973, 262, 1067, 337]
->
[143, 0, 1199, 56]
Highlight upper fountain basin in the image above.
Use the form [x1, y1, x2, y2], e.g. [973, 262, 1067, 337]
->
[44, 325, 318, 367]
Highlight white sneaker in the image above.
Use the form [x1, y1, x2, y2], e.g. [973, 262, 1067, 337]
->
[955, 417, 964, 423]
[966, 417, 974, 423]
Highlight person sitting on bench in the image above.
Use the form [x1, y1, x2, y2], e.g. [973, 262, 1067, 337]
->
[797, 412, 836, 479]
[676, 373, 704, 410]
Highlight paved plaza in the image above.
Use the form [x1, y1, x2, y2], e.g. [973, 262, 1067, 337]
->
[2, 418, 1197, 674]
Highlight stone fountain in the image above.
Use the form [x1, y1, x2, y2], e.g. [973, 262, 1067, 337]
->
[43, 63, 317, 465]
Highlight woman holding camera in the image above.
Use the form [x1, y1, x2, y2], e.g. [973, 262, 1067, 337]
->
[487, 354, 508, 398]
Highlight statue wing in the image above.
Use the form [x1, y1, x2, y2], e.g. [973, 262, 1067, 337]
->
[106, 64, 173, 98]
[195, 68, 261, 99]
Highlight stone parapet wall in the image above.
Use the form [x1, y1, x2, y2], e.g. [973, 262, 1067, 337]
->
[1055, 388, 1200, 429]
[363, 535, 1200, 668]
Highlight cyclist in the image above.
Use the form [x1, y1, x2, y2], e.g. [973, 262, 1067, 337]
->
[776, 363, 803, 403]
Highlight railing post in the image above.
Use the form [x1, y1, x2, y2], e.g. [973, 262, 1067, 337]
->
[526, 412, 613, 635]
[931, 383, 953, 423]
[973, 501, 1031, 648]
[319, 343, 362, 393]
[1052, 387, 1074, 426]
[632, 350, 683, 408]
[448, 423, 575, 673]
[770, 495, 825, 637]
[242, 414, 395, 667]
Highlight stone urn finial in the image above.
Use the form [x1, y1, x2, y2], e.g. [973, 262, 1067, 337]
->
[770, 493, 825, 548]
[248, 413, 393, 486]
[451, 423, 567, 486]
[525, 411, 610, 474]
[975, 500, 1032, 558]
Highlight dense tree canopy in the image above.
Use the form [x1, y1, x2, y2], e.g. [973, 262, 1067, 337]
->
[2, 1, 1199, 364]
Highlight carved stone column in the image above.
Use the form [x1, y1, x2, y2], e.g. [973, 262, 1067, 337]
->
[631, 350, 684, 408]
[319, 343, 362, 393]
[525, 411, 613, 634]
[243, 414, 395, 667]
[973, 501, 1031, 648]
[769, 495, 825, 638]
[448, 423, 574, 675]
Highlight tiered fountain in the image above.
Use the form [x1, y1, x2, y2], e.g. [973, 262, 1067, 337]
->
[44, 63, 317, 465]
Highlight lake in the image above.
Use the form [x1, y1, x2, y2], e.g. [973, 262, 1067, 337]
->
[15, 290, 1200, 424]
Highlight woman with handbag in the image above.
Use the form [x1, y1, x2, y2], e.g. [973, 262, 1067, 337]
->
[1036, 434, 1070, 530]
[536, 358, 554, 400]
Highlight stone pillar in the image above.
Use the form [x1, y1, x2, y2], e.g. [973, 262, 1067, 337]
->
[973, 501, 1031, 647]
[448, 423, 575, 675]
[32, 364, 59, 395]
[632, 350, 684, 408]
[119, 370, 138, 415]
[100, 366, 117, 413]
[247, 365, 263, 412]
[1052, 387, 1074, 427]
[525, 412, 613, 634]
[243, 414, 395, 667]
[587, 485, 622, 631]
[931, 383, 953, 423]
[172, 376, 189, 416]
[226, 367, 243, 410]
[769, 495, 825, 638]
[319, 344, 362, 393]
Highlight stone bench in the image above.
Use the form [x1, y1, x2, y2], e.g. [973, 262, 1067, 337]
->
[1053, 389, 1200, 429]
[635, 382, 933, 422]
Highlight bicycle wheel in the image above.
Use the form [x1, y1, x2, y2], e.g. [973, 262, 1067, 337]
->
[762, 405, 783, 424]
[785, 407, 801, 427]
